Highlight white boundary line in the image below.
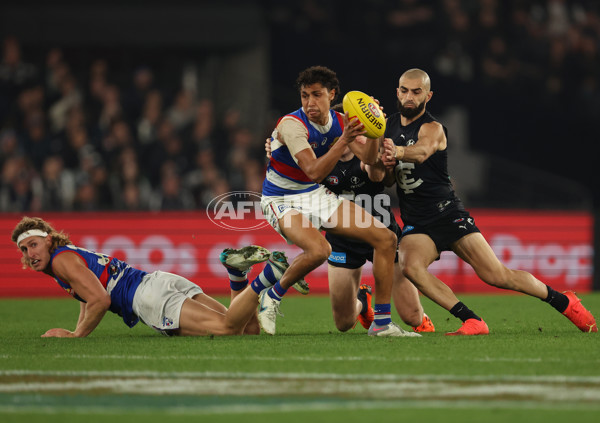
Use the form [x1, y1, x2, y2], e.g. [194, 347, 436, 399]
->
[2, 370, 600, 414]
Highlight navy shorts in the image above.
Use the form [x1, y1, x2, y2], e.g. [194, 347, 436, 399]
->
[326, 225, 400, 269]
[401, 210, 480, 252]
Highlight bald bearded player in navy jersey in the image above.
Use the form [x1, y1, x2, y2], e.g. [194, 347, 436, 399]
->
[381, 68, 596, 335]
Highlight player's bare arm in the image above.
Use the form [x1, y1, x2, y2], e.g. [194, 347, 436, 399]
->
[292, 114, 365, 183]
[362, 142, 387, 183]
[348, 133, 378, 165]
[44, 252, 111, 338]
[76, 301, 86, 328]
[383, 121, 446, 165]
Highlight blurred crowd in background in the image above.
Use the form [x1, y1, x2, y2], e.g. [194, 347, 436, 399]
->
[0, 36, 267, 212]
[1, 0, 599, 212]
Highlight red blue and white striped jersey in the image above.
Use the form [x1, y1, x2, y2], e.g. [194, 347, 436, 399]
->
[50, 245, 147, 328]
[262, 108, 344, 196]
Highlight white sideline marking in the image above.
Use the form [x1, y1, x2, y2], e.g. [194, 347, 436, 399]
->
[2, 376, 600, 402]
[2, 370, 600, 398]
[3, 369, 600, 384]
[2, 371, 600, 413]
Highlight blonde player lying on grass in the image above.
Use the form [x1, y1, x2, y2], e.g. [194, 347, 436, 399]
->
[12, 216, 292, 337]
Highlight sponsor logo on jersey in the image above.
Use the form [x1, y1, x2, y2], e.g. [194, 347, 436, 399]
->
[437, 200, 451, 212]
[402, 225, 415, 234]
[277, 203, 301, 213]
[328, 251, 347, 263]
[395, 161, 423, 194]
[453, 218, 464, 223]
[327, 175, 339, 185]
[310, 142, 318, 149]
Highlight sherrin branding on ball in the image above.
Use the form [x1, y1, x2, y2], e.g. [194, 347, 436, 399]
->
[342, 91, 386, 139]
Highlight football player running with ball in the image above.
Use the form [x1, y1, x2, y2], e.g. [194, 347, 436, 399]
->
[381, 68, 597, 335]
[264, 124, 434, 334]
[236, 65, 419, 337]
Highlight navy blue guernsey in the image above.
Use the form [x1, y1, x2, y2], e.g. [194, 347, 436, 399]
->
[322, 155, 399, 241]
[386, 110, 464, 225]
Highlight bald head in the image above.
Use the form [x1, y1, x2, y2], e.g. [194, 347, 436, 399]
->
[396, 68, 433, 120]
[400, 68, 431, 92]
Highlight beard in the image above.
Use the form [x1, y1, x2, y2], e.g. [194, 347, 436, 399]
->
[397, 99, 425, 119]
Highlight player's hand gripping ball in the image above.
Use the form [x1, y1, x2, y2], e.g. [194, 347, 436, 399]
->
[342, 91, 386, 139]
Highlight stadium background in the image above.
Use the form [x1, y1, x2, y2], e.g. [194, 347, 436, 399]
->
[1, 0, 598, 295]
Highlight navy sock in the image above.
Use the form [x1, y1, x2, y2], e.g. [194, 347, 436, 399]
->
[250, 262, 278, 295]
[267, 281, 288, 301]
[449, 302, 481, 322]
[357, 293, 368, 315]
[225, 267, 249, 292]
[374, 303, 392, 326]
[543, 286, 569, 313]
[230, 280, 248, 291]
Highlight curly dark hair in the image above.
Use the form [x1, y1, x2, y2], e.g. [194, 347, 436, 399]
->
[296, 66, 340, 99]
[11, 216, 72, 269]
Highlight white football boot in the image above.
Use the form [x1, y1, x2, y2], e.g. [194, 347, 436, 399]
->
[257, 289, 283, 335]
[368, 322, 422, 337]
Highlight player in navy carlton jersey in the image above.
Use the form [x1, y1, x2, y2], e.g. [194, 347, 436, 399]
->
[381, 68, 596, 334]
[241, 65, 416, 337]
[12, 216, 281, 337]
[321, 141, 434, 334]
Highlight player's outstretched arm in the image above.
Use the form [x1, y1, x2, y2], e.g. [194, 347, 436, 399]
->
[41, 302, 87, 338]
[43, 253, 111, 338]
[383, 122, 446, 165]
[294, 114, 365, 182]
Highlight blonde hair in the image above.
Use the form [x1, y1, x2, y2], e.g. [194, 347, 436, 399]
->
[11, 216, 72, 269]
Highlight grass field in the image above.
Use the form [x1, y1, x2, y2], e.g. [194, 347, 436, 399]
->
[1, 293, 599, 422]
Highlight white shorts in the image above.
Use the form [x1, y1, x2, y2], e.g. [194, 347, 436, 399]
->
[132, 270, 204, 335]
[261, 185, 344, 243]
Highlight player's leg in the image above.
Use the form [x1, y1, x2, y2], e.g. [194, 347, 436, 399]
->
[399, 233, 459, 310]
[328, 265, 363, 331]
[277, 210, 332, 290]
[231, 289, 260, 335]
[133, 271, 251, 337]
[452, 232, 597, 332]
[326, 234, 373, 331]
[452, 232, 547, 297]
[220, 246, 271, 335]
[225, 253, 295, 334]
[326, 201, 419, 337]
[325, 200, 396, 308]
[256, 212, 330, 334]
[391, 259, 425, 327]
[400, 234, 488, 335]
[178, 294, 241, 336]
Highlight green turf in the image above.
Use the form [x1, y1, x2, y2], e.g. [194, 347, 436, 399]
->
[1, 293, 599, 422]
